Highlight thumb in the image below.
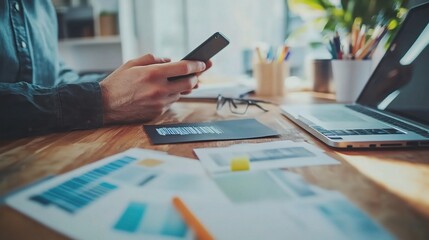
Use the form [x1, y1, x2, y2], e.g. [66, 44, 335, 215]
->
[124, 54, 171, 68]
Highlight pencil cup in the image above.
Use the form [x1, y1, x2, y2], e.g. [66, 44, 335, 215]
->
[253, 61, 289, 96]
[331, 60, 372, 103]
[308, 59, 334, 93]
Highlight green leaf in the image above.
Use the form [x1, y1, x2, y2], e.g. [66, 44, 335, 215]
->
[318, 0, 335, 9]
[288, 0, 326, 12]
[287, 0, 409, 47]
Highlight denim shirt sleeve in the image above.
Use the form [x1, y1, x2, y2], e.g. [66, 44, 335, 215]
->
[0, 81, 104, 139]
[0, 1, 106, 139]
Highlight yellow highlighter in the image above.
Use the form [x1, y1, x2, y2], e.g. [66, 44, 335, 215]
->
[172, 197, 214, 240]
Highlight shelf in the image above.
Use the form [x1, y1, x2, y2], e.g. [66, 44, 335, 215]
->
[59, 36, 121, 46]
[58, 35, 123, 73]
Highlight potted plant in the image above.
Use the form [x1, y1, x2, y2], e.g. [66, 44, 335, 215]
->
[287, 0, 408, 43]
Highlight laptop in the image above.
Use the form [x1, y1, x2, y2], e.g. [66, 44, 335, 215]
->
[281, 2, 429, 149]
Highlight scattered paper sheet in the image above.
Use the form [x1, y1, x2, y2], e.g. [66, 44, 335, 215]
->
[6, 149, 227, 240]
[178, 193, 394, 240]
[6, 148, 392, 240]
[194, 140, 339, 173]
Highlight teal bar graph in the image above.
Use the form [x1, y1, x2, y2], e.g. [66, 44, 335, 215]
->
[114, 202, 147, 233]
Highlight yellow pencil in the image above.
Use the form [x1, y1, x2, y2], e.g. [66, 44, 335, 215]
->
[172, 197, 214, 240]
[354, 24, 367, 55]
[351, 18, 362, 54]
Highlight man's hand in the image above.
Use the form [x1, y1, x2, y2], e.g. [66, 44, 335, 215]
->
[99, 54, 207, 124]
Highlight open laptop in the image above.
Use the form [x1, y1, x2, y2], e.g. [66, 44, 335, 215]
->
[281, 2, 429, 149]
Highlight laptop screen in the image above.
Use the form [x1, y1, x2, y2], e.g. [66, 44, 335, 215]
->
[357, 3, 429, 127]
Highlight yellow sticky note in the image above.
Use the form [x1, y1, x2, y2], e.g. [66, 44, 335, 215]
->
[138, 159, 163, 167]
[230, 156, 250, 171]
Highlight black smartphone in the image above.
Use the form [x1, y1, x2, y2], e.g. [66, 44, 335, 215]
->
[168, 32, 230, 81]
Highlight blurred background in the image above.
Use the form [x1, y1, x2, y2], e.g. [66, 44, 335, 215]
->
[53, 0, 429, 83]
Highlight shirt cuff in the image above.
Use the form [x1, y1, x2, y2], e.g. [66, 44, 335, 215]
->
[57, 82, 104, 130]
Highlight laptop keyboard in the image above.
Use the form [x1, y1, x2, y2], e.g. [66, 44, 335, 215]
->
[312, 126, 404, 138]
[346, 105, 429, 135]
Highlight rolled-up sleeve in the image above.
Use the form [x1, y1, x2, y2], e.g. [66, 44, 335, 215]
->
[0, 81, 104, 139]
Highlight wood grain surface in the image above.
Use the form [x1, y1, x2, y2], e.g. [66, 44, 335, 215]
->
[1, 92, 428, 239]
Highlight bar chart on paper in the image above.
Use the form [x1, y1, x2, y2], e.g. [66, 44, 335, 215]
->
[29, 156, 137, 213]
[113, 201, 190, 239]
[5, 148, 219, 240]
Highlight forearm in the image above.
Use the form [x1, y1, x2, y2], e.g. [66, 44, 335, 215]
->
[0, 81, 104, 139]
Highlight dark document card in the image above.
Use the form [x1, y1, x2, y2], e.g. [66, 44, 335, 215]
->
[143, 118, 279, 144]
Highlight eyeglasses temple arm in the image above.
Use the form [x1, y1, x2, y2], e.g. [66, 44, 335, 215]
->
[252, 103, 269, 112]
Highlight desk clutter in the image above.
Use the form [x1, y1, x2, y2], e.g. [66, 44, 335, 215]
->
[253, 45, 291, 97]
[327, 18, 387, 60]
[5, 143, 394, 239]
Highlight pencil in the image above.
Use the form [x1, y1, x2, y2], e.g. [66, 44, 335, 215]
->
[351, 18, 362, 54]
[333, 31, 341, 54]
[277, 45, 289, 63]
[354, 24, 367, 55]
[368, 26, 387, 58]
[329, 40, 337, 59]
[172, 197, 214, 240]
[285, 51, 291, 60]
[266, 46, 275, 61]
[356, 25, 384, 60]
[355, 38, 375, 60]
[255, 47, 265, 63]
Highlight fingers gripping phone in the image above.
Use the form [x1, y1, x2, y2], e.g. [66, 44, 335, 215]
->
[168, 32, 230, 81]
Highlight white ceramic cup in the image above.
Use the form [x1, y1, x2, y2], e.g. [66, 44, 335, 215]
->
[331, 59, 373, 103]
[253, 61, 289, 96]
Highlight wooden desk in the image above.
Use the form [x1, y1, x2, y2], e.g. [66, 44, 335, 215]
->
[1, 92, 428, 239]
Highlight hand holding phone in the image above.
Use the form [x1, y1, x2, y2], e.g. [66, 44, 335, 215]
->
[168, 32, 229, 81]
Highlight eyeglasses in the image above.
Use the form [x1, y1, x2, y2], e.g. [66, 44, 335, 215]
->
[216, 95, 271, 114]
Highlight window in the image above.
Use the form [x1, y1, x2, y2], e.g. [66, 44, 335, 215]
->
[134, 0, 288, 76]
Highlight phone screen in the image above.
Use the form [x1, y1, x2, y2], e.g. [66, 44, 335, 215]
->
[168, 32, 229, 81]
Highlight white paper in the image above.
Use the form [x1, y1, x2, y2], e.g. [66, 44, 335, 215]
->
[194, 140, 339, 174]
[6, 148, 227, 240]
[211, 169, 332, 204]
[6, 148, 391, 240]
[180, 193, 394, 240]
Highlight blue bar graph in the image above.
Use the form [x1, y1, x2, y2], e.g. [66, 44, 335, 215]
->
[30, 156, 136, 213]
